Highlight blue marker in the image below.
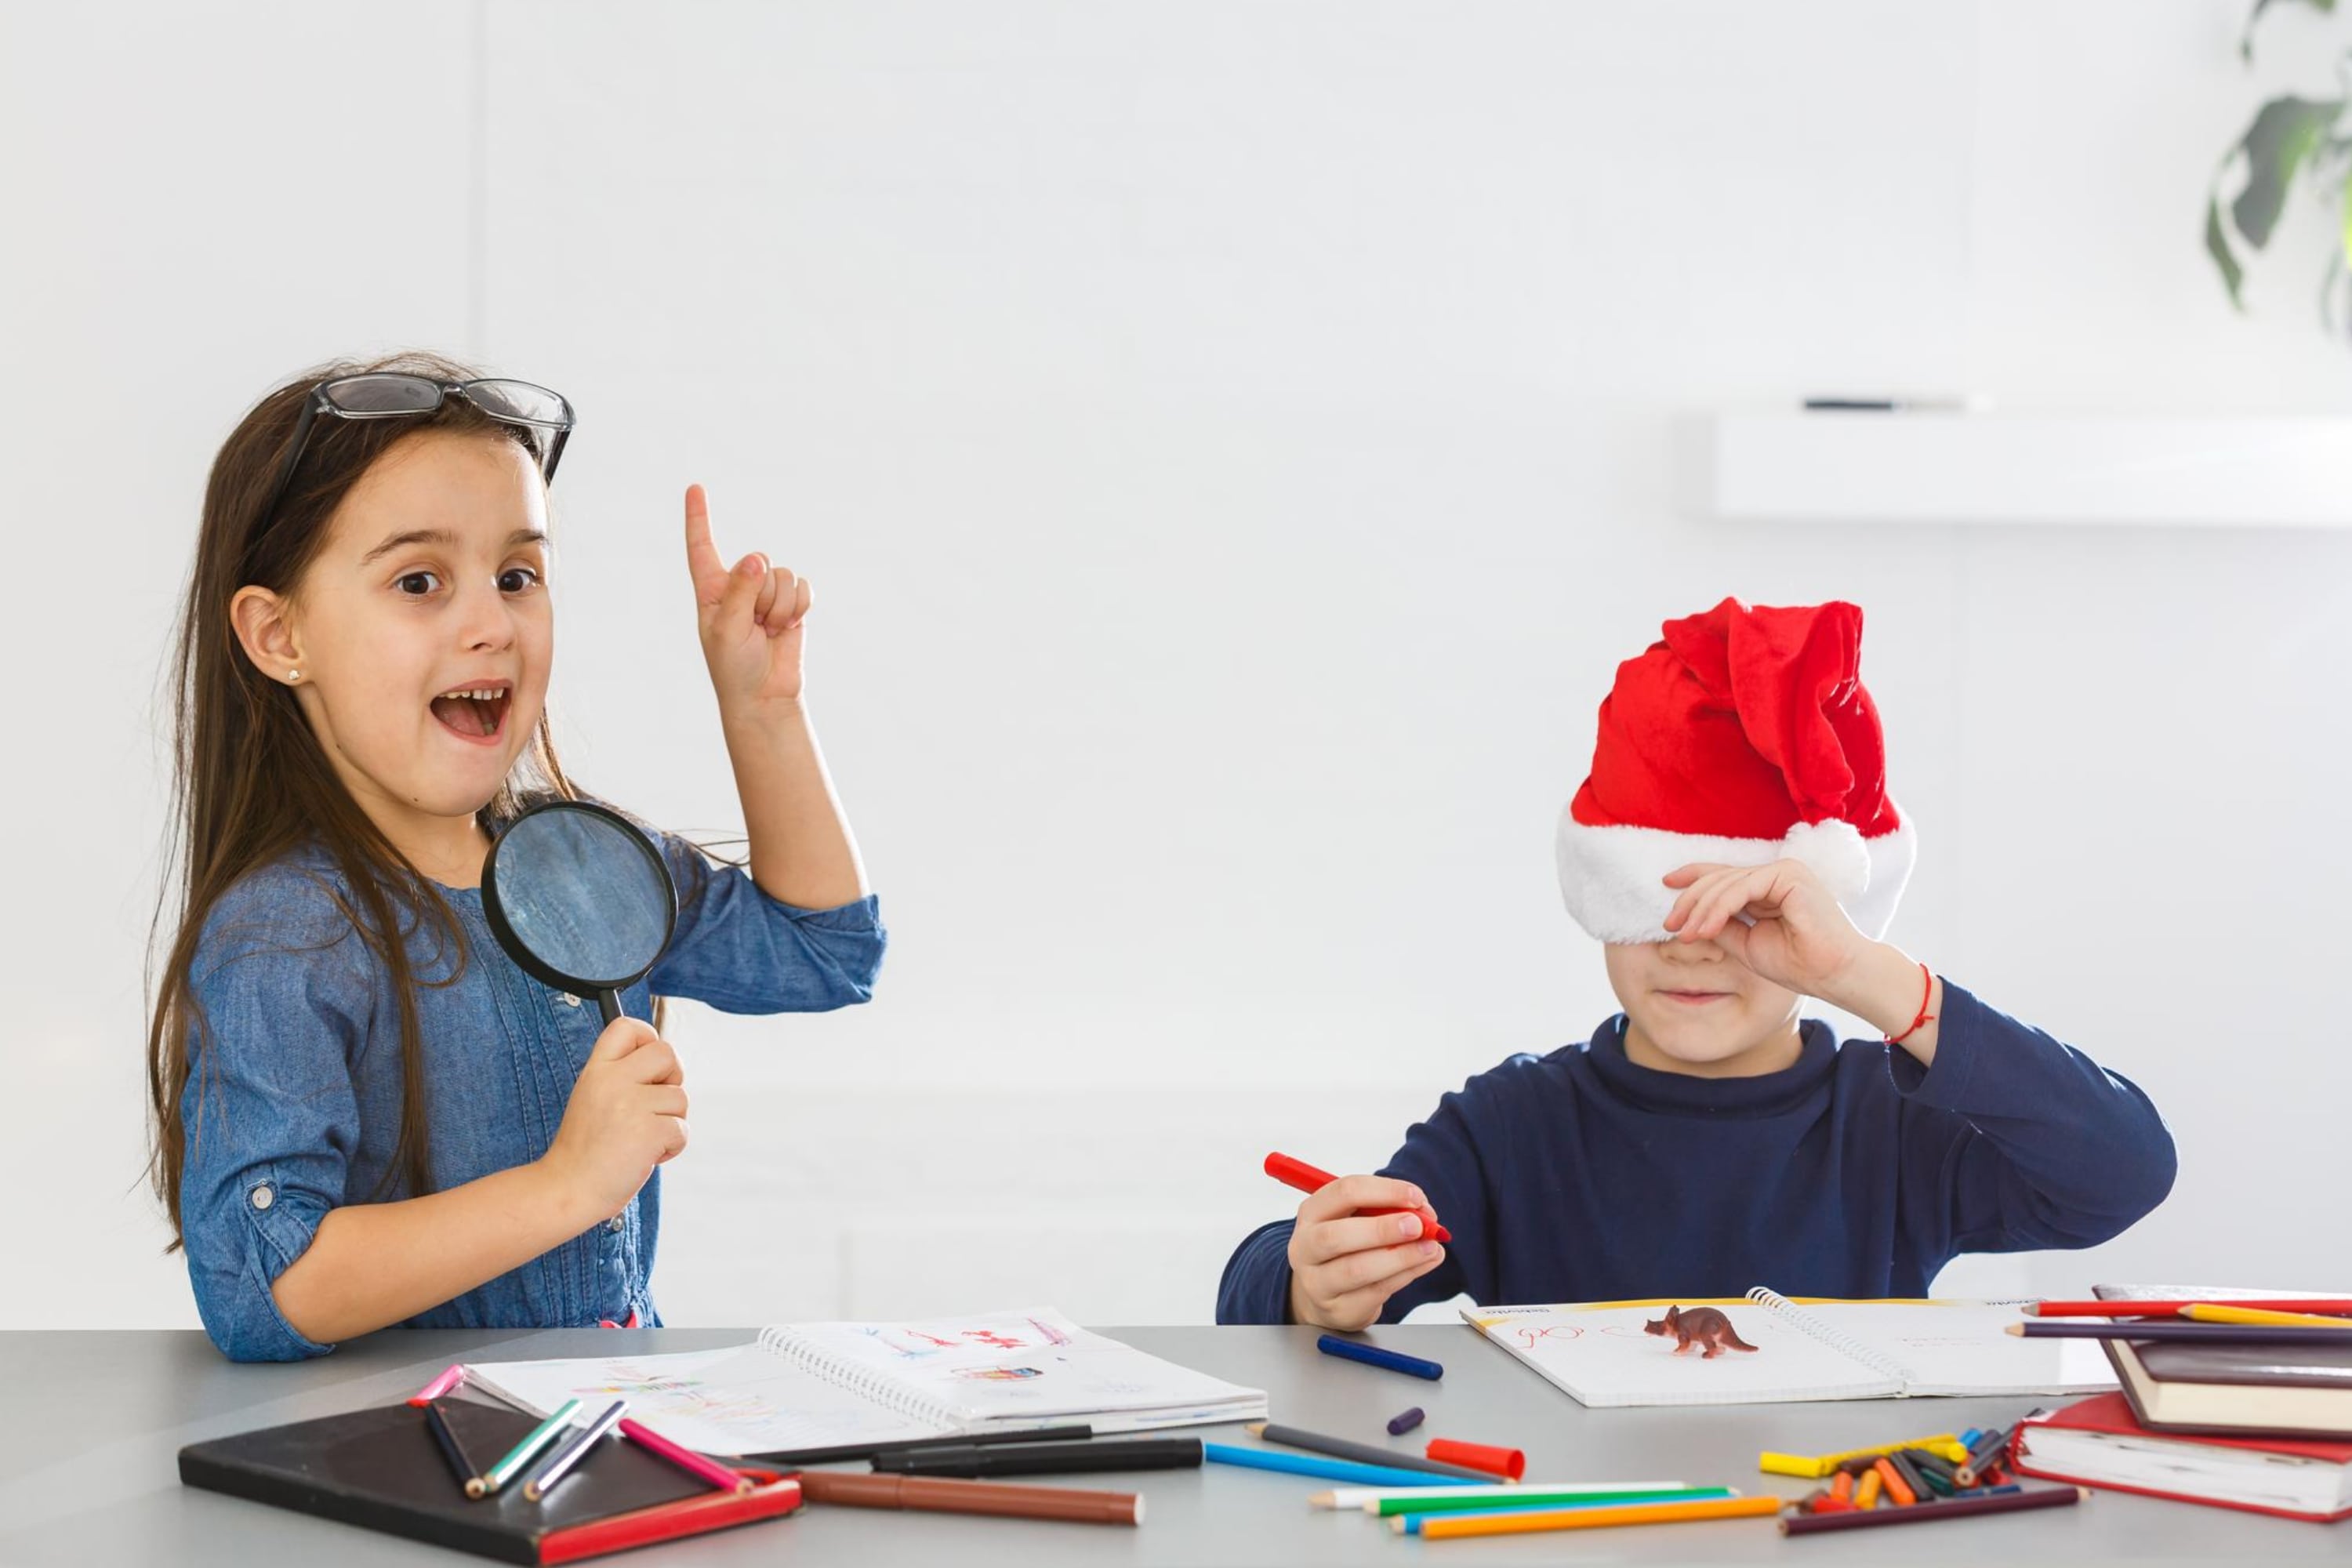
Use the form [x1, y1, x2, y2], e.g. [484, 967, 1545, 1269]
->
[1203, 1442, 1454, 1488]
[1316, 1333, 1443, 1381]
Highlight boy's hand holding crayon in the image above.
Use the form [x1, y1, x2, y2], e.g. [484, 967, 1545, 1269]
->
[1284, 1174, 1448, 1331]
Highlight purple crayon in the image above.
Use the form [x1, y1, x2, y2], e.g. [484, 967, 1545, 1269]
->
[1387, 1407, 1426, 1436]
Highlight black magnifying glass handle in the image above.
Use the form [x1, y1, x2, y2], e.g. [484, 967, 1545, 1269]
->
[596, 988, 626, 1026]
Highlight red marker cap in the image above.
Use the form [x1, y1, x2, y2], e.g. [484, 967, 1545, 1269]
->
[1425, 1438, 1524, 1480]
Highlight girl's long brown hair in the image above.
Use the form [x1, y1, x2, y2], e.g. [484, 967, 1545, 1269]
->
[144, 351, 584, 1250]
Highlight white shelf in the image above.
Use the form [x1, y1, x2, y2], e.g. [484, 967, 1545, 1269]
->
[1708, 413, 2352, 528]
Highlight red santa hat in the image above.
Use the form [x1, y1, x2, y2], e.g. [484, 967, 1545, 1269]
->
[1557, 597, 1915, 944]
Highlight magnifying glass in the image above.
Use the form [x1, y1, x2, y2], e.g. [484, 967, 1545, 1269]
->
[481, 800, 679, 1025]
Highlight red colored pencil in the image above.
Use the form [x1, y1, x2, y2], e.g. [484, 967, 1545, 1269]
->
[1263, 1153, 1451, 1244]
[2025, 1299, 2352, 1319]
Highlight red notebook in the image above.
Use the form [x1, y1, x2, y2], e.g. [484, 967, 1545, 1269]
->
[2013, 1392, 2352, 1523]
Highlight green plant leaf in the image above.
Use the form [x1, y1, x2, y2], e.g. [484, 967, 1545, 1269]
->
[2229, 96, 2344, 248]
[2209, 194, 2248, 307]
[2245, 0, 2338, 61]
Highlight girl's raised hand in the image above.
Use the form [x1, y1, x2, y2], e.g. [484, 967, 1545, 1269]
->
[684, 483, 812, 713]
[1661, 857, 1869, 998]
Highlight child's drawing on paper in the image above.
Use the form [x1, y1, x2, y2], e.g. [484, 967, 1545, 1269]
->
[1642, 1305, 1758, 1359]
[954, 1365, 1045, 1381]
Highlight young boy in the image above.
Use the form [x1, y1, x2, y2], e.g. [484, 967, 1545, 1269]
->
[1217, 598, 2175, 1330]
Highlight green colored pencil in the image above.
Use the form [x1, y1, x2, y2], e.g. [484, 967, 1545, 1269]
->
[1375, 1486, 1736, 1517]
[482, 1399, 582, 1495]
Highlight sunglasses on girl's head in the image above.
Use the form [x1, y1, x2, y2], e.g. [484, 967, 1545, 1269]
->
[256, 373, 575, 535]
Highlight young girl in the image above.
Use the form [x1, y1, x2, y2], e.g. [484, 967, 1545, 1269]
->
[147, 352, 885, 1362]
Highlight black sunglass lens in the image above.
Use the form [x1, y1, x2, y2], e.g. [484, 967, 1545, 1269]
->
[325, 375, 444, 415]
[468, 380, 570, 427]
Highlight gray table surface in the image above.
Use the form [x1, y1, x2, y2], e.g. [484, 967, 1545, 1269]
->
[0, 1327, 2338, 1565]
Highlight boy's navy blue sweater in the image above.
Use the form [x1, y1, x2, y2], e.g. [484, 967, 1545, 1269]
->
[1216, 981, 2175, 1324]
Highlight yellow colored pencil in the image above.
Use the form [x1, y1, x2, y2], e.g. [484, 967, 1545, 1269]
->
[1396, 1494, 1784, 1538]
[2183, 1303, 2352, 1328]
[1854, 1468, 1882, 1510]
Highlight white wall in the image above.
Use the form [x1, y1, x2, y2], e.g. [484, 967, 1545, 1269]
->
[8, 1, 2351, 1331]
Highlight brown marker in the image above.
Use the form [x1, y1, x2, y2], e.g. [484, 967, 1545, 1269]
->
[794, 1469, 1142, 1525]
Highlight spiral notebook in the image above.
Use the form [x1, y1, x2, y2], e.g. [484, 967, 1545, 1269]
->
[463, 1307, 1265, 1457]
[1464, 1289, 2119, 1408]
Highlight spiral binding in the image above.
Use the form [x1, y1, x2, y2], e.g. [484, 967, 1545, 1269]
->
[754, 1325, 966, 1432]
[1744, 1287, 1912, 1383]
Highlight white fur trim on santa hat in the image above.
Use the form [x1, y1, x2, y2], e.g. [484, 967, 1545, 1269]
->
[1555, 805, 1917, 945]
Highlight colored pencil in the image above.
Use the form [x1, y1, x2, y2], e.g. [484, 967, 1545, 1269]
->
[1262, 1152, 1451, 1243]
[1315, 1334, 1443, 1380]
[1780, 1485, 2085, 1536]
[1871, 1457, 1915, 1508]
[2008, 1321, 2352, 1345]
[874, 1437, 1200, 1478]
[420, 1399, 486, 1499]
[482, 1399, 581, 1496]
[1243, 1422, 1486, 1479]
[408, 1363, 466, 1407]
[2025, 1298, 2352, 1319]
[523, 1398, 628, 1501]
[2183, 1303, 2352, 1328]
[796, 1469, 1142, 1525]
[1308, 1480, 1690, 1511]
[1955, 1424, 2013, 1486]
[1377, 1487, 1735, 1518]
[619, 1417, 753, 1495]
[1853, 1468, 1882, 1509]
[1396, 1494, 1784, 1538]
[1203, 1441, 1450, 1488]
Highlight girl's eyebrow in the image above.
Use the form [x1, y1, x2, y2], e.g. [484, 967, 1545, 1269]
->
[360, 527, 549, 565]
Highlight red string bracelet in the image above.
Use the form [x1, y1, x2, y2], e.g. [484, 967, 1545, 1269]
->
[1887, 962, 1936, 1044]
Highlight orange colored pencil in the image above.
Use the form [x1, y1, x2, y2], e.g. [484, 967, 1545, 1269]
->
[1871, 1457, 1915, 1508]
[1396, 1494, 1782, 1538]
[1828, 1470, 1854, 1505]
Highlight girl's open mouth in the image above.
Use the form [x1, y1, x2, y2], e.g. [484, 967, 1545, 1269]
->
[430, 683, 512, 744]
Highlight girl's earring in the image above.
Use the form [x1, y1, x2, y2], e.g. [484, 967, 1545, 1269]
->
[287, 670, 301, 683]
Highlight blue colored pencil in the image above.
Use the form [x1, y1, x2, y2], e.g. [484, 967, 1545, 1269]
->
[1203, 1441, 1454, 1488]
[523, 1397, 629, 1501]
[1315, 1334, 1443, 1381]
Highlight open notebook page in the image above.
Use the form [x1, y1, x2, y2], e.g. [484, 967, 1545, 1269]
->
[772, 1307, 1265, 1429]
[463, 1344, 949, 1457]
[1465, 1303, 1898, 1407]
[1786, 1301, 2115, 1396]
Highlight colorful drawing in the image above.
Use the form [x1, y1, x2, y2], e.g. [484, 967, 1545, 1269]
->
[1515, 1323, 1582, 1352]
[1642, 1305, 1759, 1359]
[953, 1365, 1045, 1381]
[960, 1330, 1027, 1350]
[1029, 1316, 1073, 1348]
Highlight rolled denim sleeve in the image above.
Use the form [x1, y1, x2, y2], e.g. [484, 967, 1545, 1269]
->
[646, 834, 886, 1014]
[179, 867, 375, 1363]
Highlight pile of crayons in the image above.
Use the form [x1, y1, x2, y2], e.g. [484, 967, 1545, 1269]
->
[1762, 1426, 2084, 1537]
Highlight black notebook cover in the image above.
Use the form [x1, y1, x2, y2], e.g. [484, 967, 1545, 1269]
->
[179, 1400, 798, 1564]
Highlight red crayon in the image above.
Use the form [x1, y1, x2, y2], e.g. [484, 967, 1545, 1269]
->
[1264, 1153, 1451, 1244]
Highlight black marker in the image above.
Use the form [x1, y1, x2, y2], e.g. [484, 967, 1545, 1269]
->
[873, 1437, 1203, 1478]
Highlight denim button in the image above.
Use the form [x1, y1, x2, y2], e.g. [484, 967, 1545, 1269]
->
[249, 1185, 274, 1210]
[607, 1215, 625, 1233]
[557, 992, 581, 1008]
